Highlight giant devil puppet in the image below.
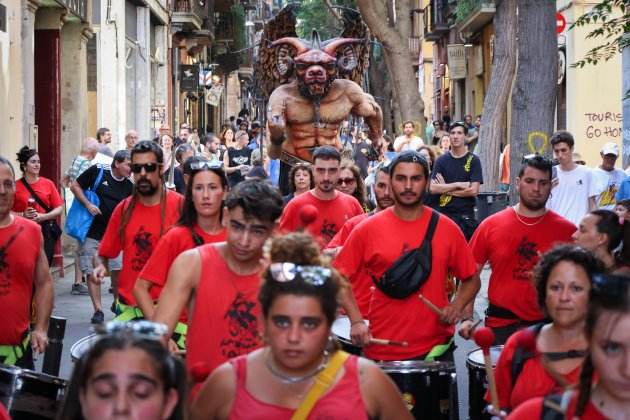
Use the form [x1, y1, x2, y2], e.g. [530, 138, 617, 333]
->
[254, 5, 384, 194]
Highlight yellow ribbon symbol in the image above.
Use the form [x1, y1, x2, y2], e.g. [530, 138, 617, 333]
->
[527, 131, 549, 154]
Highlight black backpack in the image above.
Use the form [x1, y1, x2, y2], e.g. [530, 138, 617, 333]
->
[510, 323, 545, 386]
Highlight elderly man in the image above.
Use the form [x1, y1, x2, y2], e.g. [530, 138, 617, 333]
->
[125, 130, 139, 151]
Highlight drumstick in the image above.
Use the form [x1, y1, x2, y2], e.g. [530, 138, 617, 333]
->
[418, 293, 444, 317]
[370, 338, 409, 347]
[473, 327, 500, 416]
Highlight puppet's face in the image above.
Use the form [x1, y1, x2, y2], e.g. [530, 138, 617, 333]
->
[294, 50, 337, 100]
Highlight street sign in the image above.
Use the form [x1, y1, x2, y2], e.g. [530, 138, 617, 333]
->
[180, 65, 199, 92]
[556, 12, 566, 34]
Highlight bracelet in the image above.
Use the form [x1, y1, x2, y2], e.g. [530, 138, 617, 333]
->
[350, 319, 365, 326]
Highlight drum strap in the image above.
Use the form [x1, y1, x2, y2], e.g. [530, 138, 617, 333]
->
[291, 350, 350, 420]
[424, 337, 454, 361]
[113, 299, 144, 322]
[173, 322, 188, 350]
[0, 332, 31, 366]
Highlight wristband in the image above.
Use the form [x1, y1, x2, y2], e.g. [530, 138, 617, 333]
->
[350, 319, 365, 326]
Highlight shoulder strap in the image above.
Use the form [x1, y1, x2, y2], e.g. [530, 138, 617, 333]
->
[424, 210, 440, 242]
[541, 390, 574, 420]
[20, 178, 52, 213]
[91, 166, 105, 192]
[510, 322, 545, 386]
[291, 351, 350, 420]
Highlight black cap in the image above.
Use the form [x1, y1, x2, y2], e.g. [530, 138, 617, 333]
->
[389, 150, 430, 178]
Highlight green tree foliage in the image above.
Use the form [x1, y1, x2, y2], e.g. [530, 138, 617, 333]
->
[295, 0, 356, 40]
[572, 0, 629, 68]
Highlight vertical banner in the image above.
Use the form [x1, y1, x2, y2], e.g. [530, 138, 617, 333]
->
[447, 44, 466, 80]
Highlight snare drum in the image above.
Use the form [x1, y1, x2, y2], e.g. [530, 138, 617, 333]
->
[467, 345, 503, 420]
[70, 333, 99, 362]
[331, 316, 368, 355]
[378, 360, 457, 420]
[0, 364, 67, 420]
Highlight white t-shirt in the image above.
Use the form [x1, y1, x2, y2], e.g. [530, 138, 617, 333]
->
[546, 165, 597, 225]
[591, 167, 627, 210]
[394, 135, 424, 152]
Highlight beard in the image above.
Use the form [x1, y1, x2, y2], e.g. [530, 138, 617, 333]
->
[297, 77, 334, 101]
[136, 179, 159, 196]
[392, 189, 424, 209]
[519, 195, 548, 212]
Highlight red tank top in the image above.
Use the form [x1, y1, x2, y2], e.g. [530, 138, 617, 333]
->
[228, 354, 369, 420]
[186, 244, 262, 378]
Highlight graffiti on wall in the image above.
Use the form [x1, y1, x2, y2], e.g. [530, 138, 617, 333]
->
[584, 112, 622, 139]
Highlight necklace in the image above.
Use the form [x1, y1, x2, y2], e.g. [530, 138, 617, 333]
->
[512, 205, 547, 227]
[264, 349, 329, 384]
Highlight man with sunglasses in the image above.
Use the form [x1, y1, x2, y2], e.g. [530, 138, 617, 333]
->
[72, 150, 133, 324]
[334, 151, 480, 362]
[94, 141, 183, 324]
[279, 146, 363, 247]
[429, 120, 483, 240]
[0, 156, 53, 368]
[153, 180, 283, 389]
[462, 155, 576, 344]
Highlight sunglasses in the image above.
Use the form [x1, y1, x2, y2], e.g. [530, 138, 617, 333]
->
[269, 263, 332, 286]
[93, 320, 168, 340]
[131, 162, 161, 173]
[592, 273, 630, 297]
[337, 177, 356, 185]
[189, 160, 224, 171]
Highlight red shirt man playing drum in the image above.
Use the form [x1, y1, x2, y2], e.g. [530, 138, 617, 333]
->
[334, 151, 480, 361]
[461, 155, 576, 345]
[279, 146, 364, 247]
[0, 156, 53, 369]
[153, 180, 284, 393]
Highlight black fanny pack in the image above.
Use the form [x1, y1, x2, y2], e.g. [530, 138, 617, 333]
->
[372, 211, 440, 299]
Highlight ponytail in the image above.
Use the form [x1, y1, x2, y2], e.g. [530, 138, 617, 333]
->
[574, 353, 594, 417]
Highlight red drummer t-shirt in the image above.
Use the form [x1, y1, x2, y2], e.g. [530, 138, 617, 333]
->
[139, 224, 227, 292]
[98, 191, 182, 305]
[334, 207, 477, 360]
[186, 244, 262, 380]
[139, 224, 226, 322]
[506, 392, 608, 420]
[12, 177, 63, 213]
[491, 328, 582, 411]
[279, 190, 364, 247]
[0, 216, 42, 345]
[469, 208, 576, 327]
[327, 212, 369, 248]
[326, 212, 371, 316]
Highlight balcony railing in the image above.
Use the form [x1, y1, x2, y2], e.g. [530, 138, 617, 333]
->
[172, 0, 207, 32]
[423, 0, 450, 42]
[455, 0, 496, 37]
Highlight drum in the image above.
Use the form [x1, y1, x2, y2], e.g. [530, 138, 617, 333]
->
[0, 364, 67, 420]
[70, 333, 100, 362]
[378, 360, 457, 420]
[466, 345, 503, 420]
[331, 316, 368, 355]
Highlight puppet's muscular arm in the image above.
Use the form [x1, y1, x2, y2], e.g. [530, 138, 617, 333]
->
[267, 89, 288, 159]
[348, 83, 383, 149]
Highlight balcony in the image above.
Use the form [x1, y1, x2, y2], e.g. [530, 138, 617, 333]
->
[172, 0, 207, 32]
[423, 0, 450, 42]
[456, 0, 496, 38]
